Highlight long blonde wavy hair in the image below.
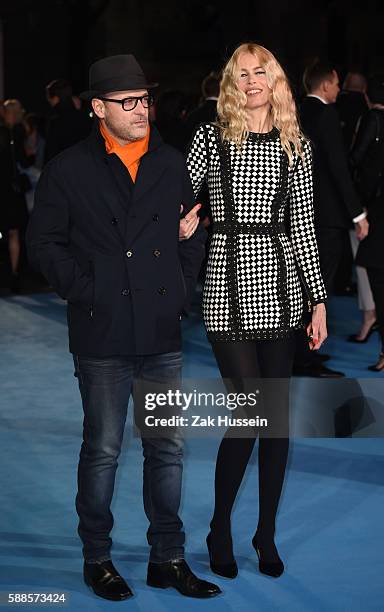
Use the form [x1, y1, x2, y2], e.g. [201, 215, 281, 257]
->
[217, 43, 305, 164]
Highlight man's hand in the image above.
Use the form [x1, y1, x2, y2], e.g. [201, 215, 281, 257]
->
[355, 217, 369, 241]
[179, 203, 201, 241]
[306, 303, 328, 350]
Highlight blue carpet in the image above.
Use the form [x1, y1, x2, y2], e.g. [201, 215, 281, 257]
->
[0, 293, 383, 611]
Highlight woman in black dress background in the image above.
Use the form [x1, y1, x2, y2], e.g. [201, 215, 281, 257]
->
[0, 99, 29, 291]
[354, 76, 384, 371]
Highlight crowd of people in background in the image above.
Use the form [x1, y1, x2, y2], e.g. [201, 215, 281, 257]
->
[0, 59, 383, 373]
[0, 79, 91, 292]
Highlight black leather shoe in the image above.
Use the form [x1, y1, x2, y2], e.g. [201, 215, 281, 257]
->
[293, 363, 345, 378]
[84, 560, 133, 601]
[147, 559, 221, 598]
[206, 532, 238, 578]
[252, 534, 284, 578]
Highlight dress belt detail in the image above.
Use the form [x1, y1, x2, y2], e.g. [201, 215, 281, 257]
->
[213, 221, 286, 235]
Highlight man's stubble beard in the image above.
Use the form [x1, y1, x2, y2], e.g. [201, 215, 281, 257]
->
[104, 115, 148, 144]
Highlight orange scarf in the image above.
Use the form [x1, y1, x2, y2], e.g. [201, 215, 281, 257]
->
[99, 122, 150, 182]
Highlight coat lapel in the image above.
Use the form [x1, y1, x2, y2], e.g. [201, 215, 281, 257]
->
[105, 155, 134, 208]
[87, 127, 131, 244]
[93, 155, 129, 243]
[125, 127, 167, 245]
[87, 123, 167, 247]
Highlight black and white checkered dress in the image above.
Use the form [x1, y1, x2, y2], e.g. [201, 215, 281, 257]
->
[187, 123, 327, 342]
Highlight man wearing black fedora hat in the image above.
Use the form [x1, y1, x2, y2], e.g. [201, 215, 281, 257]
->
[26, 54, 220, 601]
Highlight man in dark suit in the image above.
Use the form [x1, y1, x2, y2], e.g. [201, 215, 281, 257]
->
[45, 79, 92, 162]
[294, 61, 369, 377]
[337, 72, 369, 152]
[27, 55, 220, 602]
[184, 71, 220, 144]
[300, 61, 369, 293]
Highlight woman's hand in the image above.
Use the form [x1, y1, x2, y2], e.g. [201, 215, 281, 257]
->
[179, 203, 201, 241]
[306, 303, 327, 350]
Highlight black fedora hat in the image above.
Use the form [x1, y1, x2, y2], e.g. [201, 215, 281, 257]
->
[79, 54, 158, 100]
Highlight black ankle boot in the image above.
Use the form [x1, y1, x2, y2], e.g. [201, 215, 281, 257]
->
[147, 559, 221, 598]
[206, 532, 238, 579]
[252, 533, 284, 578]
[84, 560, 133, 600]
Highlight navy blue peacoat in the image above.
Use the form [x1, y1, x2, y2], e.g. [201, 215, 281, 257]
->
[26, 123, 206, 356]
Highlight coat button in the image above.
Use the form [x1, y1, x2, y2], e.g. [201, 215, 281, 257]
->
[158, 287, 166, 295]
[126, 250, 133, 258]
[153, 249, 161, 257]
[153, 213, 159, 221]
[111, 217, 118, 225]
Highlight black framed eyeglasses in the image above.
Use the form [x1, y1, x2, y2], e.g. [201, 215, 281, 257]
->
[97, 94, 154, 111]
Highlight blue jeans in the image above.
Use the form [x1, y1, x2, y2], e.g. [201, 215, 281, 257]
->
[73, 351, 184, 563]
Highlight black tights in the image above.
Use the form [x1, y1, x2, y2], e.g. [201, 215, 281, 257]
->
[210, 337, 295, 562]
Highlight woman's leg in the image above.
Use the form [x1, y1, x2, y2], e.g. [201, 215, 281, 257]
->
[8, 228, 20, 275]
[367, 268, 384, 361]
[349, 230, 376, 338]
[209, 341, 260, 562]
[254, 337, 295, 562]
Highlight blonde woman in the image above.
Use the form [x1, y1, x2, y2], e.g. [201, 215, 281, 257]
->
[186, 43, 327, 579]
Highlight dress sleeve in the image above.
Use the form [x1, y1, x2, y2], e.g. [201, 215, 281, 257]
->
[186, 124, 209, 198]
[289, 141, 327, 306]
